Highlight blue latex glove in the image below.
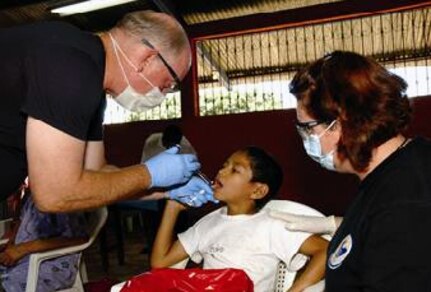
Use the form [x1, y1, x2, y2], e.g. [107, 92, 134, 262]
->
[144, 146, 201, 188]
[168, 177, 217, 207]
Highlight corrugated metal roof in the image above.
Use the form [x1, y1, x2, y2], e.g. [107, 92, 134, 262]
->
[0, 0, 155, 31]
[0, 0, 344, 30]
[196, 7, 431, 83]
[180, 0, 343, 25]
[0, 1, 429, 84]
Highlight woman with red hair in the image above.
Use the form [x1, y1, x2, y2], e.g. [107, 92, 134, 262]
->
[272, 51, 431, 291]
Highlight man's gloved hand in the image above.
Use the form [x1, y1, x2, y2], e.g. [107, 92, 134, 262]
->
[269, 210, 338, 235]
[144, 146, 200, 188]
[168, 177, 217, 207]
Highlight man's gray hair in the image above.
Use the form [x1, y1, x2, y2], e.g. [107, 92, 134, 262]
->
[115, 10, 189, 58]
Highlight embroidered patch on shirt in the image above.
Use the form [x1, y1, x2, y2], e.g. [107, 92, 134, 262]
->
[328, 234, 352, 270]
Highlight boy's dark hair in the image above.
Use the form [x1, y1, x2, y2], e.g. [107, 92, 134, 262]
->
[241, 146, 283, 210]
[162, 125, 183, 149]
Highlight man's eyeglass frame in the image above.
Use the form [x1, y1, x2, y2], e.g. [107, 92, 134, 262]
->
[141, 38, 180, 92]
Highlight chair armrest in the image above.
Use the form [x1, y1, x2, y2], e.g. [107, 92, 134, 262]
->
[28, 205, 107, 263]
[28, 240, 91, 264]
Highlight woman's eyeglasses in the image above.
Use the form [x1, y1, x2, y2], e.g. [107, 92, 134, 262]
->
[295, 120, 329, 138]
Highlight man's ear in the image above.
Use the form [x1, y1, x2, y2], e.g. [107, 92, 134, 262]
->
[250, 183, 269, 200]
[137, 48, 158, 72]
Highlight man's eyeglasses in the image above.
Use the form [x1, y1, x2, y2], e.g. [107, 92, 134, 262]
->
[141, 38, 180, 93]
[295, 120, 329, 139]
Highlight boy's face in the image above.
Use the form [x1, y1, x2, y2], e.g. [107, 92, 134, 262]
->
[213, 151, 259, 204]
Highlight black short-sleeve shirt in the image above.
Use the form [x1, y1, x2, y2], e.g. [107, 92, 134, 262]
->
[326, 137, 431, 291]
[0, 21, 106, 197]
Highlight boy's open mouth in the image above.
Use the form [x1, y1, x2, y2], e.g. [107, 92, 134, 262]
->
[213, 178, 223, 189]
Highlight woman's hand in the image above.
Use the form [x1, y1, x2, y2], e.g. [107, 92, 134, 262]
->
[269, 210, 342, 235]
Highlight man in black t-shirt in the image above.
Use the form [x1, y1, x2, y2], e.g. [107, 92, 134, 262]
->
[0, 10, 213, 212]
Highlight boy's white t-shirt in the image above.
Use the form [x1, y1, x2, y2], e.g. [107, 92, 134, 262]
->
[178, 206, 312, 292]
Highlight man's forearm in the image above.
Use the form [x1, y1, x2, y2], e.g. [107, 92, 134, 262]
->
[33, 164, 151, 212]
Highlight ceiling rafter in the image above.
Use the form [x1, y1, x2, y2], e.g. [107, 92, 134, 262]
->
[187, 0, 431, 40]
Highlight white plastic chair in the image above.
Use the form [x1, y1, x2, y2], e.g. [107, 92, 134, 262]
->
[23, 206, 108, 292]
[264, 200, 329, 292]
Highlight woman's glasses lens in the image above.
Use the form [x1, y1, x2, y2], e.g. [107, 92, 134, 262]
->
[295, 120, 326, 138]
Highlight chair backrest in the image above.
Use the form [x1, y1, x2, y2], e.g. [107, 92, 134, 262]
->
[263, 200, 329, 292]
[82, 206, 108, 248]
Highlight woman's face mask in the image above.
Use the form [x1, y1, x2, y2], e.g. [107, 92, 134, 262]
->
[109, 33, 165, 112]
[301, 120, 337, 171]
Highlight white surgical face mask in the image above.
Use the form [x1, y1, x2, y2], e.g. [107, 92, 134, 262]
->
[302, 120, 337, 171]
[109, 33, 165, 112]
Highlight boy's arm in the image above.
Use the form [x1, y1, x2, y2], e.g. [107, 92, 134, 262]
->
[288, 235, 328, 292]
[150, 199, 190, 268]
[0, 236, 87, 266]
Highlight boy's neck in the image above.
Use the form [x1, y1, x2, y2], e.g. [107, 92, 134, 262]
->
[226, 202, 257, 216]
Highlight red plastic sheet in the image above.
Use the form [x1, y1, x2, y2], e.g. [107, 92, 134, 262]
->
[120, 268, 254, 292]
